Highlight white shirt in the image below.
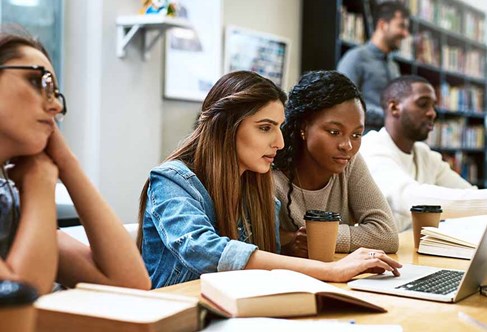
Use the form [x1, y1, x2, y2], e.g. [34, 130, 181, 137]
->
[360, 128, 486, 231]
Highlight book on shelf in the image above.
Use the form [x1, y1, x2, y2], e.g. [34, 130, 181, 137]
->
[340, 6, 365, 44]
[200, 269, 386, 318]
[418, 215, 487, 259]
[414, 31, 440, 67]
[464, 11, 485, 43]
[35, 283, 199, 332]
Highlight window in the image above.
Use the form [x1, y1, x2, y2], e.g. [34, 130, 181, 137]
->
[0, 0, 63, 84]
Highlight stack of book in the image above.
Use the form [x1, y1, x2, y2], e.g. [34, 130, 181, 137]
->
[418, 215, 487, 259]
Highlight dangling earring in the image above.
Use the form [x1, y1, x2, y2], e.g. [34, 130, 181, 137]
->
[300, 130, 305, 140]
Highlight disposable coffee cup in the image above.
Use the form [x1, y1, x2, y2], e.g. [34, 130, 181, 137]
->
[410, 205, 442, 249]
[0, 280, 38, 332]
[304, 210, 340, 262]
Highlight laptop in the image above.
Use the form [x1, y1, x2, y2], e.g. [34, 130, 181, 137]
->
[348, 225, 487, 303]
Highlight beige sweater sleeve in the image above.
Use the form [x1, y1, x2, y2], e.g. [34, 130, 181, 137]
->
[335, 154, 399, 253]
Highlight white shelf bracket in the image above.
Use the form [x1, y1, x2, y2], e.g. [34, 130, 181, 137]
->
[142, 29, 165, 61]
[117, 24, 142, 58]
[116, 15, 192, 60]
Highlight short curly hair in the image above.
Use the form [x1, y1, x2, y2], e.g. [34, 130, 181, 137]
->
[381, 75, 431, 112]
[274, 70, 365, 228]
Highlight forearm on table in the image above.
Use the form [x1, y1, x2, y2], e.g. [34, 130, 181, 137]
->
[244, 250, 333, 281]
[57, 157, 149, 289]
[5, 185, 58, 294]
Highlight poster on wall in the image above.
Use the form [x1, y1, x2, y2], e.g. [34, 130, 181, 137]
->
[224, 26, 290, 89]
[164, 0, 223, 102]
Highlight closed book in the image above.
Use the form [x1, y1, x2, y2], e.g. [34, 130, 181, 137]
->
[418, 215, 487, 260]
[200, 269, 386, 318]
[35, 283, 199, 332]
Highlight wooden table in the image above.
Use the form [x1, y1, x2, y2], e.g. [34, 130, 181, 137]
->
[154, 231, 487, 331]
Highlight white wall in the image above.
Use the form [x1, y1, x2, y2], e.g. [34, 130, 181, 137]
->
[160, 0, 301, 157]
[64, 0, 166, 223]
[63, 0, 302, 223]
[462, 0, 487, 13]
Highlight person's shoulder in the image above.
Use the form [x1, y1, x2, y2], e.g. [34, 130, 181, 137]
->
[414, 141, 432, 150]
[361, 129, 382, 148]
[148, 160, 207, 199]
[361, 129, 396, 159]
[272, 169, 287, 182]
[413, 142, 441, 160]
[343, 152, 368, 176]
[362, 129, 381, 140]
[350, 152, 366, 166]
[272, 169, 290, 196]
[0, 178, 17, 198]
[343, 43, 368, 55]
[151, 160, 195, 180]
[338, 44, 368, 64]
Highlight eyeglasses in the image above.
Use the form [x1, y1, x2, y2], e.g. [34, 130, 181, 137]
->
[0, 65, 67, 121]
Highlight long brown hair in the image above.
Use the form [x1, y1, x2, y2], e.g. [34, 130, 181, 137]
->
[137, 71, 287, 252]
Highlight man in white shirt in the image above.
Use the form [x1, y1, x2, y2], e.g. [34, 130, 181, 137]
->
[361, 75, 486, 231]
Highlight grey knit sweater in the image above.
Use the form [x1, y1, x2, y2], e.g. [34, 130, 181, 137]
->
[273, 153, 399, 253]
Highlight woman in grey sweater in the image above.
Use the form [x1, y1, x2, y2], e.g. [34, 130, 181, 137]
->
[273, 70, 399, 257]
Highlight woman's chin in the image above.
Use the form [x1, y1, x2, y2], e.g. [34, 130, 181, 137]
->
[21, 139, 48, 156]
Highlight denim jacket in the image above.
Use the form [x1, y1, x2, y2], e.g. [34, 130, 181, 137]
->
[141, 160, 281, 288]
[0, 179, 19, 259]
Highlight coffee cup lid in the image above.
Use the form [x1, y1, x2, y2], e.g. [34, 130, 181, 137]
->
[0, 280, 38, 307]
[410, 205, 442, 213]
[304, 210, 342, 221]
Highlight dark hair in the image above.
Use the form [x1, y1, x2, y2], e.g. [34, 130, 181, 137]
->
[273, 70, 365, 227]
[0, 24, 50, 66]
[381, 74, 431, 111]
[138, 71, 286, 252]
[372, 1, 410, 29]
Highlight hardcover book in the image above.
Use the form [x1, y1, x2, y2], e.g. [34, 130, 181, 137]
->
[418, 215, 487, 259]
[200, 269, 386, 318]
[35, 283, 199, 332]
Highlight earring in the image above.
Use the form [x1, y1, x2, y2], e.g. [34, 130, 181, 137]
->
[300, 130, 305, 140]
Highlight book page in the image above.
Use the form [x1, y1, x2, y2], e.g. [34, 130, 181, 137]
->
[421, 215, 487, 247]
[201, 270, 348, 299]
[421, 237, 475, 249]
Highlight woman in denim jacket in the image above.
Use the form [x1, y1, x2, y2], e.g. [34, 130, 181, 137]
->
[138, 71, 402, 288]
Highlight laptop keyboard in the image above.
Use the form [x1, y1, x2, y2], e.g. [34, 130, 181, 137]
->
[395, 270, 464, 295]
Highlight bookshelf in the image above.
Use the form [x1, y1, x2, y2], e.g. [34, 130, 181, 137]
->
[301, 0, 487, 188]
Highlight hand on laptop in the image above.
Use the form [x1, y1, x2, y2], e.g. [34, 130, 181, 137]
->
[329, 248, 402, 282]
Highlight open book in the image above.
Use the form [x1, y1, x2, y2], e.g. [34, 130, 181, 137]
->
[35, 283, 199, 332]
[200, 269, 386, 318]
[418, 215, 487, 259]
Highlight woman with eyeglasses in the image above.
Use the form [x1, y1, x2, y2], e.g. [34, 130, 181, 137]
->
[0, 27, 150, 294]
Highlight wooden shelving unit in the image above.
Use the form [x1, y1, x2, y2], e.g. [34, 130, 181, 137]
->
[301, 0, 487, 187]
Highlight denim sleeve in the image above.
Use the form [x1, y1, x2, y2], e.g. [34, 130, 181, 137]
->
[148, 167, 257, 275]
